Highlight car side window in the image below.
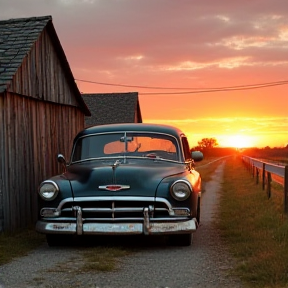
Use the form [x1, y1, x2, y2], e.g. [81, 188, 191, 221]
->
[181, 137, 191, 161]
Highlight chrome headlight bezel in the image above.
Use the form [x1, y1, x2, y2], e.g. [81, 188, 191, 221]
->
[170, 180, 192, 201]
[39, 181, 59, 201]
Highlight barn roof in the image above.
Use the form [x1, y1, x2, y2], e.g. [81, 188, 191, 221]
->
[82, 92, 142, 126]
[0, 15, 90, 115]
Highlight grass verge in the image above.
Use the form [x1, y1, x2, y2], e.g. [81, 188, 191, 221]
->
[0, 228, 45, 265]
[218, 155, 288, 288]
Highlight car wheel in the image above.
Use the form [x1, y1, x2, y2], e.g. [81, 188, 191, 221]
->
[168, 233, 192, 246]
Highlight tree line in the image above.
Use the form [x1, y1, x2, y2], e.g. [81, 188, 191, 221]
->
[191, 137, 288, 159]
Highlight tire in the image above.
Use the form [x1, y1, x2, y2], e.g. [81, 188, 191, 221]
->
[168, 233, 192, 246]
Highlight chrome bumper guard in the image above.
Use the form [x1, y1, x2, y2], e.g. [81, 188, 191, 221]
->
[36, 206, 197, 236]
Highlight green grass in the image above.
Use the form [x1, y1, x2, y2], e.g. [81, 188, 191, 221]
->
[218, 156, 288, 288]
[0, 228, 45, 265]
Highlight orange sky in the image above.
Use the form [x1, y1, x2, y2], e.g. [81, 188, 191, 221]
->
[1, 0, 288, 148]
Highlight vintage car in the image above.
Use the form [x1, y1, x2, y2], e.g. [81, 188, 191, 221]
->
[36, 123, 203, 246]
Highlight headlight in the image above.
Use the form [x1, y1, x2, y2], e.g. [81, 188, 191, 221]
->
[39, 181, 59, 201]
[170, 180, 191, 201]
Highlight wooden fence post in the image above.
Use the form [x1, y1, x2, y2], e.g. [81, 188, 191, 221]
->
[256, 168, 259, 185]
[262, 163, 265, 190]
[284, 166, 288, 214]
[266, 172, 271, 199]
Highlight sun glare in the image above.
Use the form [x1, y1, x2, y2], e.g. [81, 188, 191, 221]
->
[226, 135, 252, 148]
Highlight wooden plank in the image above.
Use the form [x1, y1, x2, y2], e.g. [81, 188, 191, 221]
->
[1, 93, 10, 231]
[0, 93, 5, 231]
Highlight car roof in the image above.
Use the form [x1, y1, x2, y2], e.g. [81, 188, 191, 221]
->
[75, 123, 186, 140]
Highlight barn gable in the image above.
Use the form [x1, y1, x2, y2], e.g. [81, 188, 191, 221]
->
[82, 92, 142, 127]
[0, 15, 90, 115]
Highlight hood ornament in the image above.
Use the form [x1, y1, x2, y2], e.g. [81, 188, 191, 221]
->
[112, 160, 121, 169]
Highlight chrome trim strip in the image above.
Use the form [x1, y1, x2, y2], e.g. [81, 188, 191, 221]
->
[40, 217, 190, 222]
[56, 197, 74, 210]
[82, 207, 148, 213]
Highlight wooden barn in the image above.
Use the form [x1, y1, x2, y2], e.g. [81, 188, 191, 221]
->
[0, 16, 90, 232]
[82, 92, 142, 127]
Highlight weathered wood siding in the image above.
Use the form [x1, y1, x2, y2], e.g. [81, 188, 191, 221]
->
[0, 92, 84, 232]
[0, 94, 4, 231]
[8, 27, 79, 107]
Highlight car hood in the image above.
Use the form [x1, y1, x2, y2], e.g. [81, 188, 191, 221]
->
[63, 159, 185, 197]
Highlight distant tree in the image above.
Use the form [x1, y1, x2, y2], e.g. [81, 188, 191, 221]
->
[197, 138, 218, 149]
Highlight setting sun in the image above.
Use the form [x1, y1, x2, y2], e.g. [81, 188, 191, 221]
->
[224, 135, 253, 148]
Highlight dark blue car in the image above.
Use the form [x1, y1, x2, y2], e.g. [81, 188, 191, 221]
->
[36, 123, 203, 246]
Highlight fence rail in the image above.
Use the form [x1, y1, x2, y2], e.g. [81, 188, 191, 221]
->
[241, 156, 288, 214]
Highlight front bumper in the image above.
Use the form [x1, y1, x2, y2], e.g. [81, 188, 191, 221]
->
[36, 206, 197, 236]
[36, 218, 197, 235]
[36, 197, 198, 235]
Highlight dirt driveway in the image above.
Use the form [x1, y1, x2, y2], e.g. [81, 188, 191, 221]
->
[0, 160, 243, 288]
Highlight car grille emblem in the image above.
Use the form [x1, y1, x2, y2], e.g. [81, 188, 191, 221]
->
[98, 185, 130, 191]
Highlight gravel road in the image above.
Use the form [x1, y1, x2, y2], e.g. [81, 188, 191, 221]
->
[0, 161, 244, 288]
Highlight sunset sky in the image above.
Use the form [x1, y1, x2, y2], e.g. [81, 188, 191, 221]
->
[1, 0, 288, 148]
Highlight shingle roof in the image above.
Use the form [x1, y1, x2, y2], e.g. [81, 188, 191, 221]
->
[82, 92, 142, 126]
[0, 15, 90, 115]
[0, 16, 51, 93]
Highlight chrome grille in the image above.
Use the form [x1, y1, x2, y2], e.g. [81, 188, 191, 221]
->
[59, 197, 172, 220]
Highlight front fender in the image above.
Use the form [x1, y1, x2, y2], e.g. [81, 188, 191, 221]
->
[156, 171, 201, 216]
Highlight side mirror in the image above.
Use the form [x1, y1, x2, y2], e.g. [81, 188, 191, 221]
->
[57, 154, 67, 172]
[191, 151, 203, 162]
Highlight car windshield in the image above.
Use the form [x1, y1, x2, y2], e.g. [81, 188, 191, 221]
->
[71, 132, 180, 163]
